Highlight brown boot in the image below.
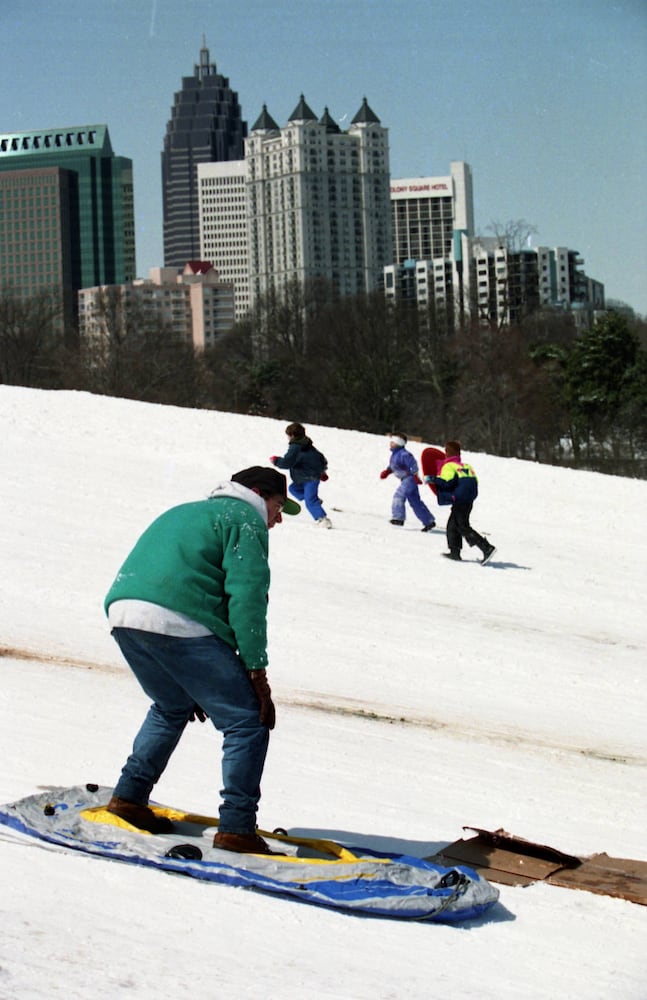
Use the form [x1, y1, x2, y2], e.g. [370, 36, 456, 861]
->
[106, 796, 174, 834]
[213, 830, 278, 855]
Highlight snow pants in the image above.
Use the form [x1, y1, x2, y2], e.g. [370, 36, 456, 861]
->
[111, 627, 269, 834]
[289, 478, 327, 521]
[392, 476, 436, 527]
[446, 502, 488, 555]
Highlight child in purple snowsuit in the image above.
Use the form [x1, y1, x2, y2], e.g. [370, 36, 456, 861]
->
[379, 433, 436, 532]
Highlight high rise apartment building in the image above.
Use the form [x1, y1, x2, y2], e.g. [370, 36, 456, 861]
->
[464, 236, 604, 328]
[384, 257, 461, 328]
[162, 42, 247, 269]
[0, 124, 135, 327]
[245, 96, 392, 304]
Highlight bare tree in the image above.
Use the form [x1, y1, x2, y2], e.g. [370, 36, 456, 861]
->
[78, 287, 200, 405]
[484, 219, 539, 252]
[0, 284, 66, 387]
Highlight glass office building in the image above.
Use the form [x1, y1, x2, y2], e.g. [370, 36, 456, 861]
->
[0, 123, 135, 334]
[162, 41, 247, 268]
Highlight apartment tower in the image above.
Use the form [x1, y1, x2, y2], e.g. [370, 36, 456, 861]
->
[242, 95, 391, 306]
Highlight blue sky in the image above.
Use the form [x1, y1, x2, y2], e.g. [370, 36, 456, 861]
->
[2, 0, 646, 314]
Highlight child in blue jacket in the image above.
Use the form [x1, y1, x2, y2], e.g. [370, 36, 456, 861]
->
[271, 422, 332, 528]
[424, 440, 496, 563]
[380, 433, 436, 532]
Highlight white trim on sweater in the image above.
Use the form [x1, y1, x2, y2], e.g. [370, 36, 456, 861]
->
[108, 600, 213, 636]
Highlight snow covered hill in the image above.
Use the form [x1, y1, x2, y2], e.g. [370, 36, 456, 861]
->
[1, 385, 646, 999]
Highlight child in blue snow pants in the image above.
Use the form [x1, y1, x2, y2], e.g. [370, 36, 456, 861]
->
[288, 479, 327, 522]
[392, 474, 435, 525]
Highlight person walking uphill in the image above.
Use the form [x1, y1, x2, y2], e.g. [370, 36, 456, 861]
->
[424, 441, 496, 564]
[271, 422, 332, 528]
[103, 466, 300, 855]
[380, 433, 436, 532]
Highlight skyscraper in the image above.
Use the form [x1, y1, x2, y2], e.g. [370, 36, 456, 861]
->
[162, 41, 247, 268]
[0, 124, 135, 327]
[198, 159, 250, 320]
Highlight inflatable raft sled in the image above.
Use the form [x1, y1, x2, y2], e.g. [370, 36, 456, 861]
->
[0, 785, 499, 922]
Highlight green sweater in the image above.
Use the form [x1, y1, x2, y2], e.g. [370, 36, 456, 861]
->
[105, 495, 270, 670]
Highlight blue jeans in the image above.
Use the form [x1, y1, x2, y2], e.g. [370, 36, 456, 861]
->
[111, 628, 269, 834]
[392, 476, 436, 527]
[289, 479, 326, 521]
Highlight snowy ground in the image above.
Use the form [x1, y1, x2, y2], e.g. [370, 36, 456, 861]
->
[0, 385, 646, 999]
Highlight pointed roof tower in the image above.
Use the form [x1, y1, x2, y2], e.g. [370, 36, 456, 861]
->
[288, 94, 317, 123]
[162, 40, 247, 268]
[318, 107, 341, 134]
[351, 97, 381, 125]
[250, 104, 280, 133]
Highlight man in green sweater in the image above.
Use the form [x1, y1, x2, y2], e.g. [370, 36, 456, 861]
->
[104, 466, 300, 854]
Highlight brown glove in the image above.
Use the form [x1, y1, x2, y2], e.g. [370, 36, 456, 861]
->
[249, 669, 276, 730]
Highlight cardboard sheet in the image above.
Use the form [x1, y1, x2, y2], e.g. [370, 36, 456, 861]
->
[427, 827, 647, 905]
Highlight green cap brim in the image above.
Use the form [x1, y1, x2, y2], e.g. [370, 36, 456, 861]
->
[283, 498, 301, 515]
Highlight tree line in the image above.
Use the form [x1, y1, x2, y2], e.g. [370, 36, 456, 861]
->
[2, 280, 646, 478]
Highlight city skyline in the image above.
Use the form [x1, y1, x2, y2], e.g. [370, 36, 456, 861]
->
[1, 0, 646, 314]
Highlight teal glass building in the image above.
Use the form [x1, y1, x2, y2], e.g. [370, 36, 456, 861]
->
[0, 124, 135, 324]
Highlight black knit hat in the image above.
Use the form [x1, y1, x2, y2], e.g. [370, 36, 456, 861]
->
[231, 466, 300, 515]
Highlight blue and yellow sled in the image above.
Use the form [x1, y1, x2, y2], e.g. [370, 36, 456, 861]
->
[0, 784, 499, 922]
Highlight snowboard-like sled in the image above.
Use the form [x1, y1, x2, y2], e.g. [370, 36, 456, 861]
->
[0, 784, 499, 922]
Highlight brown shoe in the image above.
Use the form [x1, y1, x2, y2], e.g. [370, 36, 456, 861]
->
[213, 830, 278, 855]
[106, 796, 174, 834]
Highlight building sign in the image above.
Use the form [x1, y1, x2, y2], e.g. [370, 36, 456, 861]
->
[390, 179, 450, 196]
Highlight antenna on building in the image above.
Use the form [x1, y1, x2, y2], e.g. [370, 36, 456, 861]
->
[199, 36, 211, 79]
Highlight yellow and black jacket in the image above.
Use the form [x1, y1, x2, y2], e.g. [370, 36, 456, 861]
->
[432, 454, 479, 506]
